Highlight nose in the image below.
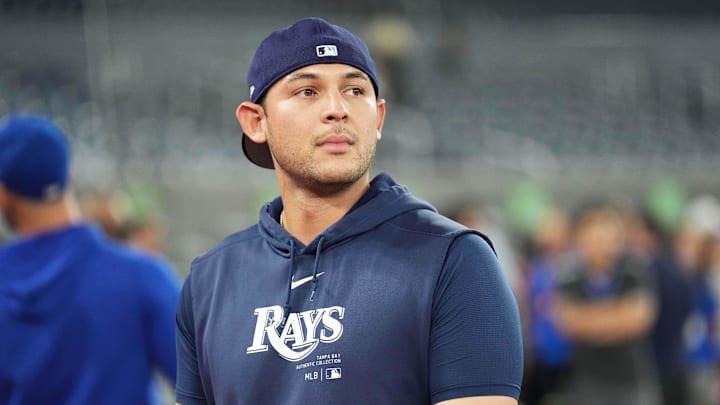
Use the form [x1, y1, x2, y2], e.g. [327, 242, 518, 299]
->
[321, 90, 349, 123]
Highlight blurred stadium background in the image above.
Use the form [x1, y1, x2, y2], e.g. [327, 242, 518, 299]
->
[1, 0, 719, 275]
[3, 1, 720, 404]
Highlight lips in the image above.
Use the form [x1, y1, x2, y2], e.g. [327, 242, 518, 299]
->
[316, 133, 355, 154]
[316, 134, 354, 146]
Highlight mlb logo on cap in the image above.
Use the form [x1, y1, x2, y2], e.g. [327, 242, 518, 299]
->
[316, 45, 338, 57]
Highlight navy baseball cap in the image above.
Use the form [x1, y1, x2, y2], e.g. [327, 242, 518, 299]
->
[242, 17, 380, 169]
[0, 115, 71, 201]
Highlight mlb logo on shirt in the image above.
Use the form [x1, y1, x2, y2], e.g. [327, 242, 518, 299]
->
[316, 45, 338, 57]
[325, 368, 342, 380]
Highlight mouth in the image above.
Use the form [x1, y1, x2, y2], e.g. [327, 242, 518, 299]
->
[316, 134, 355, 147]
[316, 133, 355, 154]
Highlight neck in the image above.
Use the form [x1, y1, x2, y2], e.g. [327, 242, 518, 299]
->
[278, 174, 370, 245]
[12, 194, 82, 237]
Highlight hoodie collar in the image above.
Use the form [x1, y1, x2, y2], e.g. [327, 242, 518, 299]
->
[257, 172, 435, 256]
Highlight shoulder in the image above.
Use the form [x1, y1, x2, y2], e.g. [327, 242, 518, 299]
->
[190, 224, 262, 268]
[391, 209, 491, 242]
[91, 233, 164, 270]
[95, 237, 178, 283]
[388, 209, 496, 254]
[388, 208, 465, 236]
[74, 233, 180, 302]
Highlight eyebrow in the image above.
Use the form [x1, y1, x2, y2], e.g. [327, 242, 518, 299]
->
[285, 70, 370, 82]
[343, 72, 370, 81]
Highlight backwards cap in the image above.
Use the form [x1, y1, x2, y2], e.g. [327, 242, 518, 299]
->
[242, 17, 380, 169]
[0, 115, 71, 201]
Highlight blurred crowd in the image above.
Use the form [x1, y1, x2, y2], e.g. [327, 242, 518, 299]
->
[5, 173, 718, 405]
[76, 185, 167, 256]
[448, 187, 720, 405]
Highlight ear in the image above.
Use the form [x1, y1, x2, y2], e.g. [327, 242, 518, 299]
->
[236, 101, 268, 144]
[375, 98, 387, 141]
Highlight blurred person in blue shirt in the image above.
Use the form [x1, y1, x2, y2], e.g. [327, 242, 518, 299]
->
[627, 210, 692, 405]
[554, 203, 659, 405]
[0, 115, 180, 405]
[522, 208, 574, 405]
[674, 201, 720, 405]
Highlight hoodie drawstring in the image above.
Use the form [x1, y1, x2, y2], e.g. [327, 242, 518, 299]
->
[309, 237, 325, 301]
[281, 236, 325, 327]
[281, 239, 295, 328]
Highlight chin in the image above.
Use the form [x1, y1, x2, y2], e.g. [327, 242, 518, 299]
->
[306, 161, 369, 188]
[317, 168, 365, 185]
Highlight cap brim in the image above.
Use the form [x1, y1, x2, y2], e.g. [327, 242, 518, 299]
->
[242, 134, 275, 169]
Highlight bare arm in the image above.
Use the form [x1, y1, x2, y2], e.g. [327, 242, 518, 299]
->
[436, 396, 517, 405]
[554, 292, 655, 345]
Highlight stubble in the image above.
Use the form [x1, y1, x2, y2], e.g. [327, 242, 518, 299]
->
[268, 124, 376, 196]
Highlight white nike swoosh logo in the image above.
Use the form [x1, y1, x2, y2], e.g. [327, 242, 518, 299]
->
[290, 272, 325, 290]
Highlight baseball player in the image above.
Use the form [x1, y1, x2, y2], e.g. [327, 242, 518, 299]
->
[175, 17, 523, 404]
[0, 115, 180, 404]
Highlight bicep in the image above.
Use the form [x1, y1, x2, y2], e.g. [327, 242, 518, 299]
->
[430, 234, 523, 403]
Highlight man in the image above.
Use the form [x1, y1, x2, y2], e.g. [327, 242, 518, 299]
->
[0, 115, 180, 404]
[554, 204, 658, 405]
[176, 17, 523, 405]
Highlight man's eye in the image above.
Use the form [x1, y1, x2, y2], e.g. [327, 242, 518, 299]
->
[299, 89, 315, 96]
[348, 88, 364, 96]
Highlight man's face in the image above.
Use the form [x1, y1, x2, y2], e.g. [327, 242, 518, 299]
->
[577, 212, 623, 271]
[260, 64, 385, 192]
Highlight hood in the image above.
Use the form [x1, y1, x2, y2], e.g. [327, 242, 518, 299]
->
[0, 224, 95, 319]
[257, 172, 435, 255]
[256, 173, 435, 323]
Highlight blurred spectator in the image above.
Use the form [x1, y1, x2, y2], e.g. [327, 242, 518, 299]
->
[121, 185, 168, 256]
[678, 195, 720, 405]
[79, 191, 128, 241]
[80, 186, 168, 256]
[0, 115, 179, 404]
[553, 203, 659, 405]
[521, 208, 574, 405]
[684, 194, 720, 299]
[124, 216, 166, 255]
[627, 210, 692, 405]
